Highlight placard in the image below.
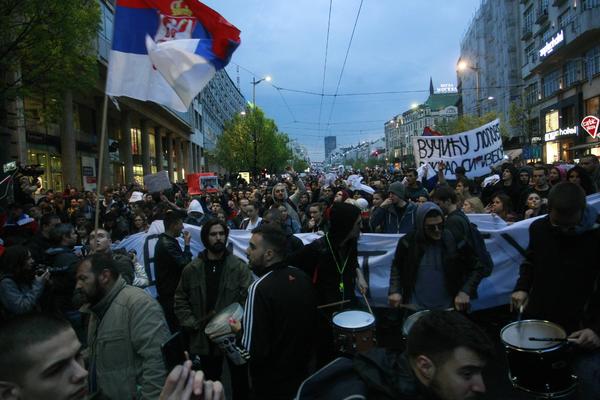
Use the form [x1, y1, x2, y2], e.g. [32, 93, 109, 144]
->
[144, 170, 171, 193]
[412, 119, 504, 179]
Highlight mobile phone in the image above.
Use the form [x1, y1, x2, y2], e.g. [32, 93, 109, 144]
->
[161, 332, 188, 372]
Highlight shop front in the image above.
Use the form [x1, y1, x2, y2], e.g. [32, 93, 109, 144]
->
[541, 95, 582, 164]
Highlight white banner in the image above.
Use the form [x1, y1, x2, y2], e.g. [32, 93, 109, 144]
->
[412, 119, 504, 180]
[116, 194, 600, 310]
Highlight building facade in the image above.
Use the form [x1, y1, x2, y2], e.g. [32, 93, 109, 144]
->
[519, 0, 600, 163]
[457, 0, 523, 138]
[2, 0, 244, 193]
[324, 136, 337, 160]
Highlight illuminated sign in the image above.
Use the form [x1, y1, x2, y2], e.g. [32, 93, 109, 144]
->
[581, 115, 599, 138]
[539, 30, 564, 58]
[544, 126, 578, 141]
[436, 83, 458, 94]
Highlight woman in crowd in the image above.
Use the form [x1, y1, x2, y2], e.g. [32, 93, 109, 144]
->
[483, 164, 523, 210]
[567, 165, 596, 195]
[462, 197, 486, 213]
[523, 192, 547, 219]
[0, 245, 49, 317]
[548, 166, 564, 186]
[487, 193, 518, 223]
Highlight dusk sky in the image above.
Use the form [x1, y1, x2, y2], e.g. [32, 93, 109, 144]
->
[203, 0, 481, 161]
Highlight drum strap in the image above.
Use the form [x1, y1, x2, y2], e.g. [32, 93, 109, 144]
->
[325, 234, 350, 295]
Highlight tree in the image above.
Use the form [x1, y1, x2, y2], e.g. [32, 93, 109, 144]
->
[0, 0, 100, 120]
[215, 106, 292, 173]
[291, 157, 309, 172]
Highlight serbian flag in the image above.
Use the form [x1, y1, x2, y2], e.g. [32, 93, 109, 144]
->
[422, 126, 443, 136]
[106, 0, 240, 112]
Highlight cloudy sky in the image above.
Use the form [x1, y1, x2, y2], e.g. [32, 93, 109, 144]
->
[203, 0, 481, 161]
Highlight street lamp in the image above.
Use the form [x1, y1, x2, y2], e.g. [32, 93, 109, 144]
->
[457, 60, 481, 116]
[250, 75, 271, 178]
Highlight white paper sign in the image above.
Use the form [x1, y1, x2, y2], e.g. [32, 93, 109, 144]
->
[412, 119, 504, 179]
[144, 170, 171, 193]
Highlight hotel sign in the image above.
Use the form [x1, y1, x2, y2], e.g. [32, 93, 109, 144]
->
[539, 30, 564, 58]
[544, 126, 578, 142]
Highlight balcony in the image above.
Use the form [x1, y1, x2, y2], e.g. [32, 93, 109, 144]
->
[535, 8, 549, 24]
[521, 26, 533, 40]
[552, 0, 567, 6]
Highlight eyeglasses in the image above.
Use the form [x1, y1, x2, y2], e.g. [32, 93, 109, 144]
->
[425, 223, 443, 232]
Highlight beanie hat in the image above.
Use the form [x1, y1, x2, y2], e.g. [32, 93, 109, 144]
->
[329, 202, 361, 242]
[388, 181, 406, 199]
[355, 198, 369, 211]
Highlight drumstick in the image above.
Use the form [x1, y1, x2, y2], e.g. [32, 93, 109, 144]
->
[317, 299, 351, 309]
[361, 291, 374, 315]
[528, 337, 570, 342]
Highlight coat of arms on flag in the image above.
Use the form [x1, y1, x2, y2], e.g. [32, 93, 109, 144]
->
[106, 0, 240, 112]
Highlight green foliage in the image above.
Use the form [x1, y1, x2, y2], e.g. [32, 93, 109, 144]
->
[0, 0, 100, 119]
[291, 157, 309, 172]
[509, 101, 530, 139]
[215, 107, 292, 173]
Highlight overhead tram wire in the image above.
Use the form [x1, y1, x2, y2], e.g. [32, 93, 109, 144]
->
[325, 0, 365, 127]
[317, 0, 334, 132]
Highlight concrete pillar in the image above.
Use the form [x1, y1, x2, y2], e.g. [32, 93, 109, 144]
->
[174, 137, 183, 182]
[61, 90, 78, 188]
[166, 132, 174, 182]
[185, 140, 192, 175]
[95, 97, 112, 187]
[192, 144, 198, 173]
[155, 126, 164, 171]
[140, 119, 151, 176]
[120, 110, 134, 184]
[5, 65, 27, 165]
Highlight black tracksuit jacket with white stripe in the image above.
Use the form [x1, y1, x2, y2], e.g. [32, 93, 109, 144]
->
[241, 261, 317, 399]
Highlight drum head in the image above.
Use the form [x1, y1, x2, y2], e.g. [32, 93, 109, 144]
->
[501, 320, 566, 350]
[332, 310, 375, 329]
[205, 303, 244, 337]
[402, 310, 430, 336]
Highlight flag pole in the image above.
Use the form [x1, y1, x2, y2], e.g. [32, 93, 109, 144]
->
[94, 94, 109, 235]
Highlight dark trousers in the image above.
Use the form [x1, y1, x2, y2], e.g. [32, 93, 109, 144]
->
[158, 298, 180, 333]
[201, 353, 249, 400]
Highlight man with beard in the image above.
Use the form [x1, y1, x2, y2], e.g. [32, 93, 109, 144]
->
[174, 219, 252, 399]
[295, 310, 492, 400]
[370, 181, 418, 234]
[75, 253, 169, 400]
[291, 202, 368, 367]
[155, 211, 193, 332]
[230, 224, 316, 400]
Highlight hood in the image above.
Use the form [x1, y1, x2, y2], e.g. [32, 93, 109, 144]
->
[187, 199, 204, 215]
[415, 202, 443, 242]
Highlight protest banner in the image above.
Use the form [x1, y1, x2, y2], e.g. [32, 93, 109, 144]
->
[412, 119, 504, 179]
[115, 193, 600, 310]
[144, 170, 171, 193]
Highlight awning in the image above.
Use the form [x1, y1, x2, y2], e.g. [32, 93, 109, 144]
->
[570, 141, 600, 151]
[504, 148, 523, 159]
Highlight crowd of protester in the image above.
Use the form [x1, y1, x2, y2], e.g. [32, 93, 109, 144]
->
[0, 153, 599, 399]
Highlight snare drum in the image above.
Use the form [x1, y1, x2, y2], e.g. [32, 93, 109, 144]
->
[500, 320, 577, 398]
[332, 310, 376, 355]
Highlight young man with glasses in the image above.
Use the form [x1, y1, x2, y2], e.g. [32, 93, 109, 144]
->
[388, 202, 486, 312]
[512, 182, 600, 399]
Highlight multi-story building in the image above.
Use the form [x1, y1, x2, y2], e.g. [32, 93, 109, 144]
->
[324, 136, 337, 160]
[519, 0, 600, 163]
[457, 0, 522, 139]
[383, 89, 458, 165]
[2, 0, 244, 192]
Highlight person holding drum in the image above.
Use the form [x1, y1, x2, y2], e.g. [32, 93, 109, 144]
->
[174, 219, 253, 400]
[511, 182, 600, 399]
[295, 310, 493, 400]
[388, 202, 488, 312]
[290, 202, 369, 367]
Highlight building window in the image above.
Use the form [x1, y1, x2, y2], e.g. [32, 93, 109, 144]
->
[586, 96, 600, 116]
[149, 133, 156, 155]
[582, 0, 600, 9]
[541, 29, 553, 44]
[98, 2, 114, 61]
[524, 6, 534, 33]
[558, 8, 574, 29]
[545, 110, 559, 133]
[563, 60, 579, 87]
[525, 82, 539, 105]
[562, 105, 575, 127]
[132, 165, 144, 185]
[585, 46, 600, 79]
[542, 70, 560, 97]
[525, 43, 536, 65]
[131, 128, 141, 155]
